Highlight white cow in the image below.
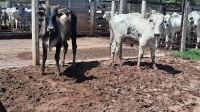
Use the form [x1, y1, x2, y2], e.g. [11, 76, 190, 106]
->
[5, 6, 31, 31]
[13, 6, 31, 31]
[163, 14, 171, 48]
[1, 9, 9, 26]
[188, 11, 200, 49]
[165, 13, 182, 50]
[109, 13, 164, 69]
[5, 7, 18, 30]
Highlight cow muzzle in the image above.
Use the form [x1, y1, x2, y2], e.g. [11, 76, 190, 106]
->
[47, 26, 55, 32]
[154, 34, 160, 37]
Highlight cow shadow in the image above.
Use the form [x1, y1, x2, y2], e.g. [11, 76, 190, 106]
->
[62, 61, 99, 83]
[0, 100, 6, 112]
[123, 60, 181, 75]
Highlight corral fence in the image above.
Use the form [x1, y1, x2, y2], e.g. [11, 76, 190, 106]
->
[1, 0, 200, 36]
[0, 0, 195, 66]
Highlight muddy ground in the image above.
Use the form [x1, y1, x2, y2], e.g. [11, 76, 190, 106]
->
[1, 37, 200, 111]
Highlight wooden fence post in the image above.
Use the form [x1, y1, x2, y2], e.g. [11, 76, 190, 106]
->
[68, 0, 71, 9]
[159, 0, 163, 13]
[32, 0, 40, 66]
[180, 0, 189, 52]
[90, 0, 96, 36]
[111, 0, 116, 17]
[141, 0, 146, 18]
[119, 0, 126, 59]
[110, 0, 116, 41]
[46, 0, 50, 5]
[119, 0, 125, 14]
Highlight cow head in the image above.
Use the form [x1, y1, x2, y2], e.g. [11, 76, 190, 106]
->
[164, 14, 171, 29]
[148, 13, 164, 48]
[148, 13, 164, 37]
[36, 4, 65, 37]
[17, 6, 25, 17]
[189, 11, 200, 28]
[103, 11, 111, 21]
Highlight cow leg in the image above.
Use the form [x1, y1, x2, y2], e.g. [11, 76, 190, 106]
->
[71, 35, 77, 69]
[165, 35, 170, 49]
[15, 19, 18, 31]
[150, 47, 157, 69]
[54, 44, 62, 77]
[170, 32, 175, 50]
[137, 45, 144, 68]
[115, 38, 123, 66]
[196, 36, 200, 49]
[61, 41, 68, 67]
[41, 43, 47, 75]
[109, 39, 116, 65]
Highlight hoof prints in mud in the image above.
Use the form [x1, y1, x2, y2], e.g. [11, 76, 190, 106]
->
[0, 56, 200, 111]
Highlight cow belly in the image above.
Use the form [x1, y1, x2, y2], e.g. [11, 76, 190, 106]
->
[44, 38, 58, 51]
[124, 36, 139, 45]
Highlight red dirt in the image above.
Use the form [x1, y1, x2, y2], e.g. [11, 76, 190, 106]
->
[1, 37, 200, 111]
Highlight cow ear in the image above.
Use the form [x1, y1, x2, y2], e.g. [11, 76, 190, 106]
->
[36, 11, 44, 17]
[41, 4, 47, 9]
[56, 5, 59, 9]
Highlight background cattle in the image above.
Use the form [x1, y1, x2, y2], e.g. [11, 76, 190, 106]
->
[163, 14, 171, 48]
[165, 12, 182, 50]
[188, 11, 200, 49]
[109, 13, 164, 69]
[4, 6, 31, 31]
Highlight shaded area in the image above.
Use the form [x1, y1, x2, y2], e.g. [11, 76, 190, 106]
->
[0, 100, 6, 112]
[0, 32, 31, 39]
[63, 61, 99, 83]
[123, 58, 182, 75]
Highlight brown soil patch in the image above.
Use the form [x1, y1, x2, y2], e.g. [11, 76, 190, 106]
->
[1, 55, 200, 111]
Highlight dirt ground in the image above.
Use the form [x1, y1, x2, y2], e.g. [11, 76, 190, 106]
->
[1, 37, 200, 111]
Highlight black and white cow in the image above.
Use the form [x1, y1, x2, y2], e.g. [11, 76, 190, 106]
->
[36, 4, 77, 77]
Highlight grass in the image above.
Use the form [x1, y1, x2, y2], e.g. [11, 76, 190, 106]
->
[174, 49, 200, 60]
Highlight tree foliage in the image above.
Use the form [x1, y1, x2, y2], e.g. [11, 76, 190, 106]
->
[148, 0, 199, 4]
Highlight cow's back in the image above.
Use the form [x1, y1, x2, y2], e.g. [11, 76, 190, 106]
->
[169, 15, 182, 29]
[110, 14, 142, 37]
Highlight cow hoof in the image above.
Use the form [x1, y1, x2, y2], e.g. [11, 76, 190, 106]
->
[153, 65, 158, 70]
[154, 67, 158, 70]
[61, 61, 65, 67]
[108, 60, 114, 66]
[72, 64, 76, 69]
[41, 68, 45, 75]
[117, 60, 123, 66]
[40, 71, 45, 75]
[53, 72, 60, 78]
[117, 62, 123, 66]
[136, 66, 142, 72]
